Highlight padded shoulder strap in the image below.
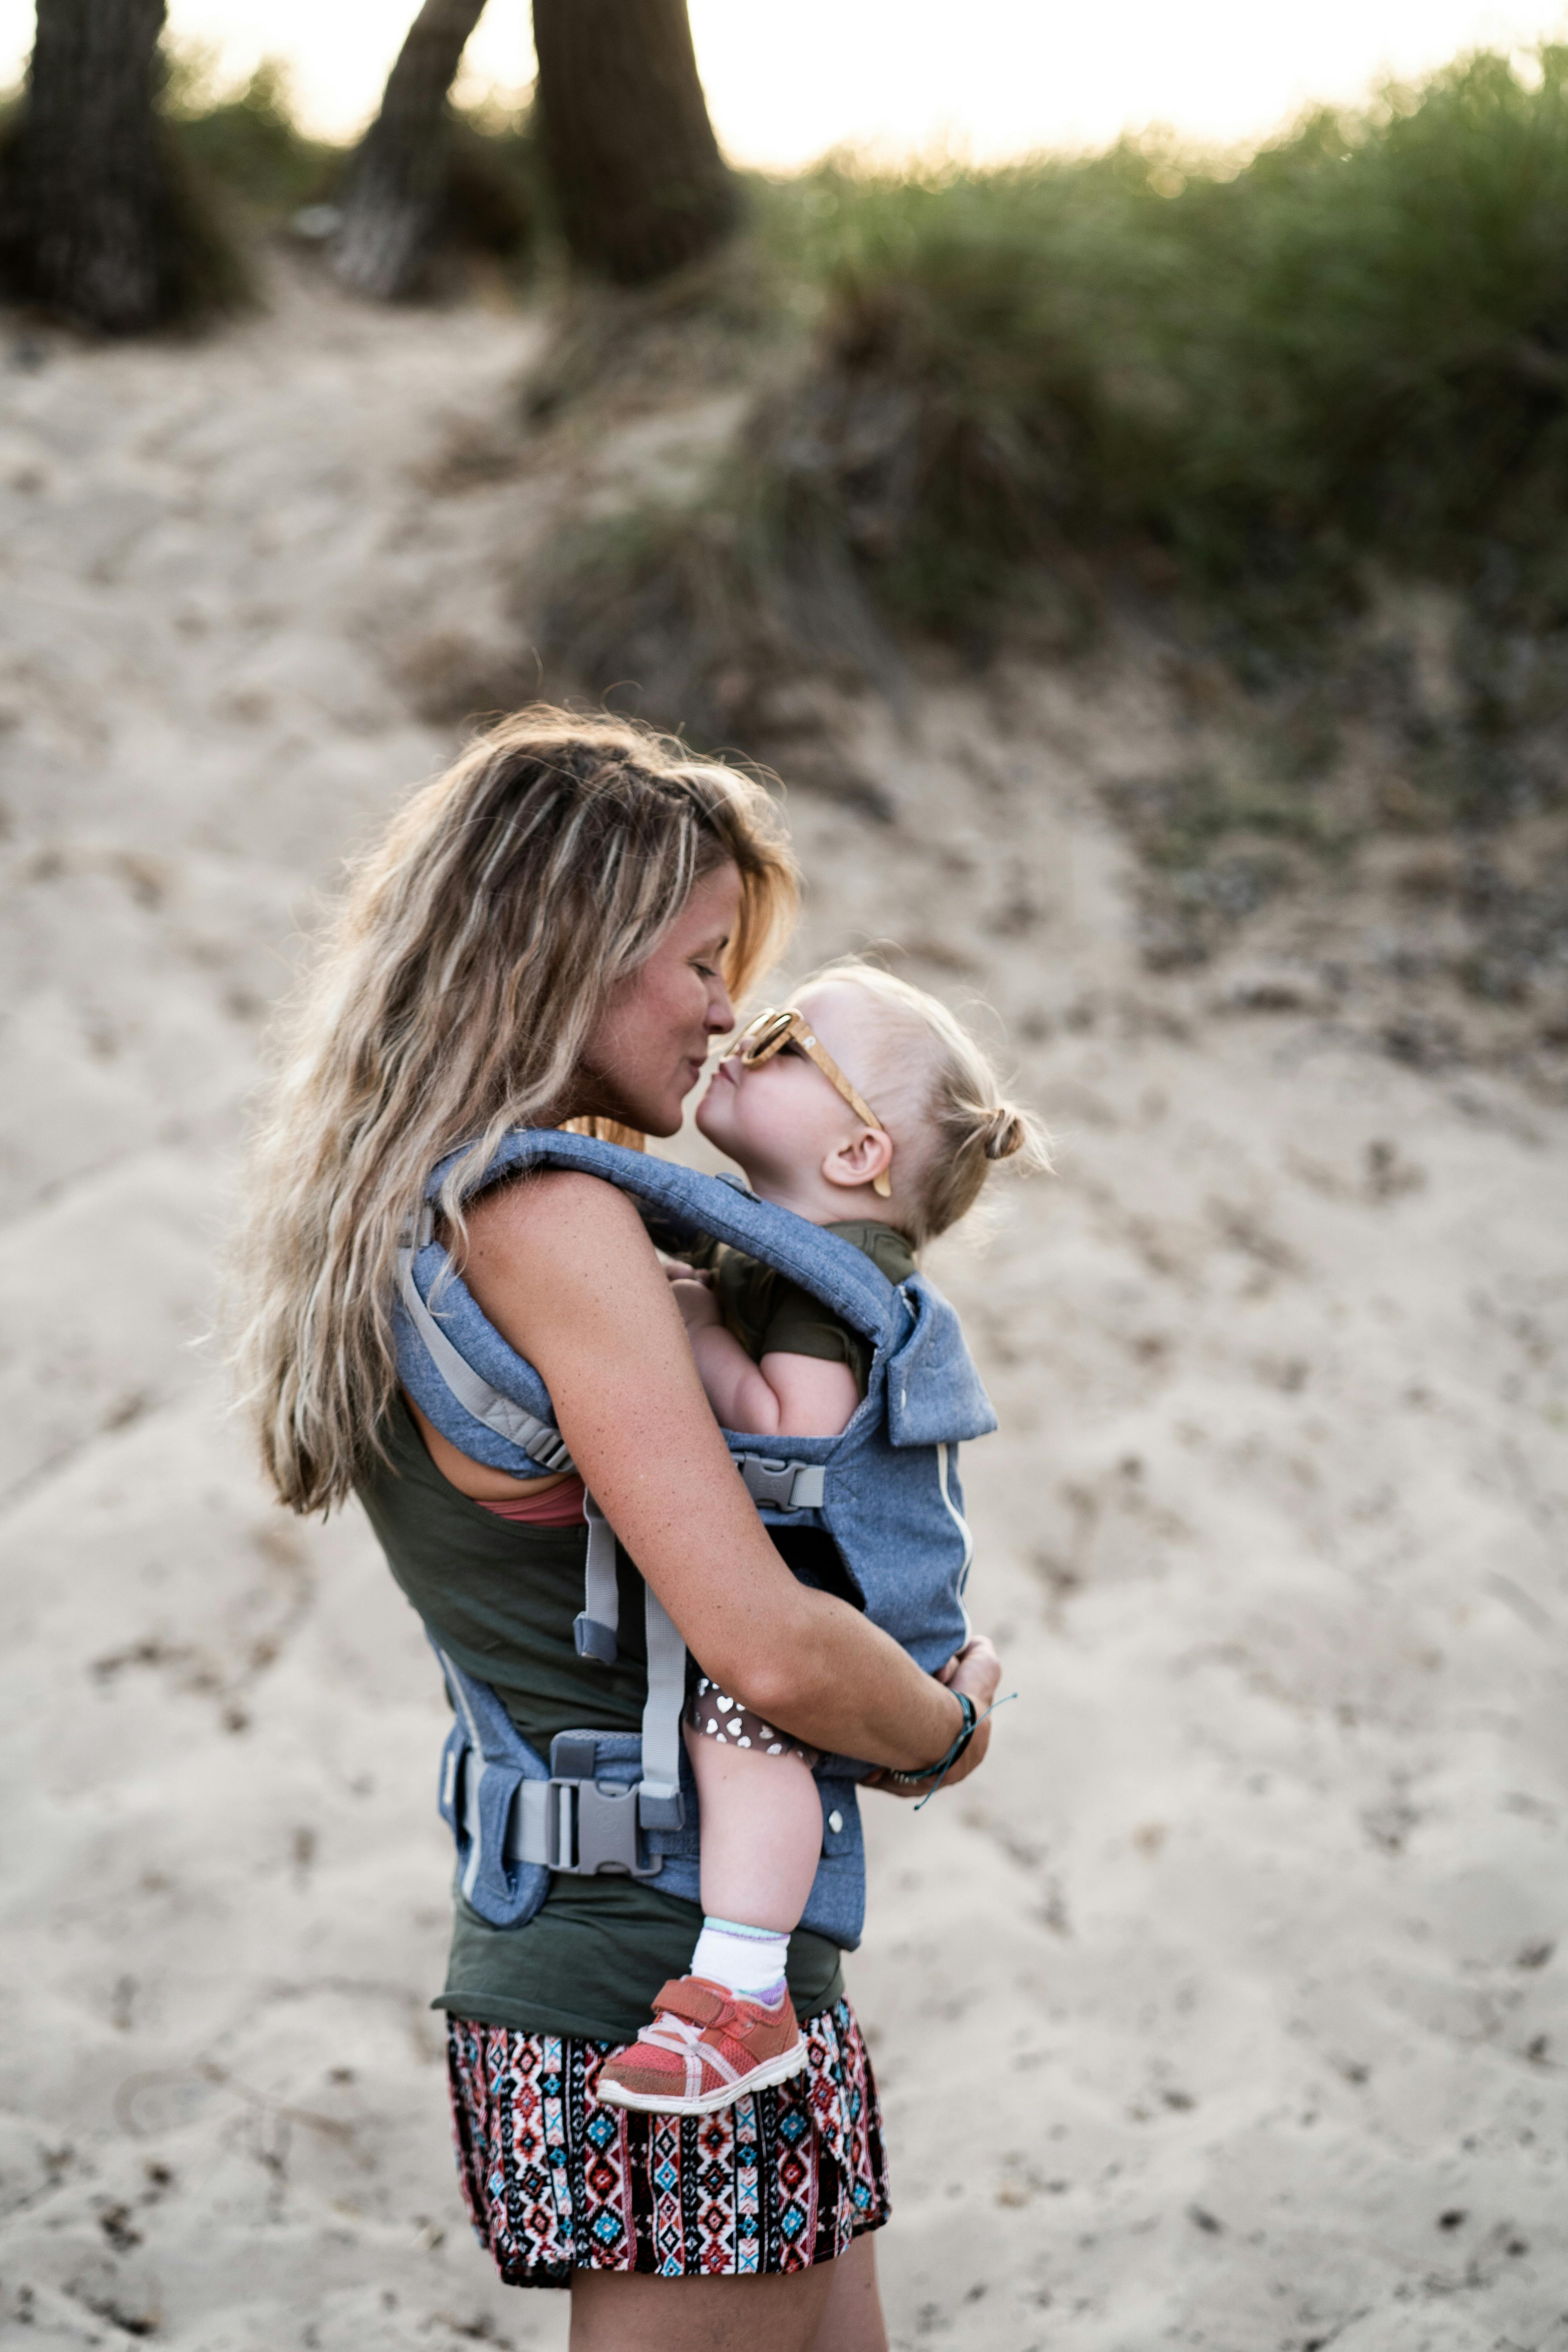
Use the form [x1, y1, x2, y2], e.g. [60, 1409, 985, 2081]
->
[398, 1246, 574, 1472]
[429, 1129, 903, 1347]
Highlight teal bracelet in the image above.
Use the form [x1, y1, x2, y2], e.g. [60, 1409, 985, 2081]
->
[887, 1688, 1017, 1809]
[886, 1690, 978, 1788]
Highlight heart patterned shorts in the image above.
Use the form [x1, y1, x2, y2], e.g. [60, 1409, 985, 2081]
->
[686, 1675, 820, 1766]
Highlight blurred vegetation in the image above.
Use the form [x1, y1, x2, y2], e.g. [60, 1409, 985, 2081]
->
[542, 45, 1568, 838]
[163, 53, 338, 219]
[437, 91, 541, 275]
[749, 46, 1568, 646]
[161, 49, 539, 273]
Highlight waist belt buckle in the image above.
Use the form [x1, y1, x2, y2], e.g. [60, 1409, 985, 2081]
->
[546, 1774, 662, 1879]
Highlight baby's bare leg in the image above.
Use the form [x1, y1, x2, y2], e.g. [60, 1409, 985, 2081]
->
[593, 1701, 824, 2109]
[685, 1719, 824, 1930]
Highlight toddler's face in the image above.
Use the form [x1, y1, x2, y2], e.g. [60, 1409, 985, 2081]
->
[696, 984, 878, 1194]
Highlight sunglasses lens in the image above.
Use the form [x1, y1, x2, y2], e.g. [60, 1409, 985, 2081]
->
[738, 1009, 795, 1065]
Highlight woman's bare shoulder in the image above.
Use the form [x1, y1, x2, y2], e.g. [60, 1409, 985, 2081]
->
[465, 1167, 648, 1252]
[461, 1172, 658, 1352]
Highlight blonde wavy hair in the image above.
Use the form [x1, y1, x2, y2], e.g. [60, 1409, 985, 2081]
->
[234, 708, 798, 1515]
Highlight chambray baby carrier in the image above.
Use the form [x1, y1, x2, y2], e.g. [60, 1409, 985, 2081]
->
[396, 1128, 997, 1951]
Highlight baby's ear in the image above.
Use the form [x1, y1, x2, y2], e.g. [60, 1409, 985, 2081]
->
[822, 1126, 894, 1195]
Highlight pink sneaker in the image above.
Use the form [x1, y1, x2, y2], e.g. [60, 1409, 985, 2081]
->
[596, 1975, 808, 2116]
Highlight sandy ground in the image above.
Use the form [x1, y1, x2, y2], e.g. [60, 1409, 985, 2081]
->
[2, 257, 1566, 2352]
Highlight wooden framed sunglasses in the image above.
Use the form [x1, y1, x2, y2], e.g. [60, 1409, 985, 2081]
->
[732, 1007, 893, 1199]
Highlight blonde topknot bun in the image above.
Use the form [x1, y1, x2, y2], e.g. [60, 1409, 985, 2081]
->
[979, 1104, 1028, 1161]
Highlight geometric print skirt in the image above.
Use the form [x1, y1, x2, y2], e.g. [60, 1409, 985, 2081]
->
[445, 1998, 890, 2285]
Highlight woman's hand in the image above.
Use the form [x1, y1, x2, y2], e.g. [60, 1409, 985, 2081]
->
[863, 1634, 1004, 1801]
[937, 1634, 1002, 1708]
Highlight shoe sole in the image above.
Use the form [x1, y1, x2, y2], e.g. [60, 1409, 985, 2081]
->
[596, 2037, 809, 2116]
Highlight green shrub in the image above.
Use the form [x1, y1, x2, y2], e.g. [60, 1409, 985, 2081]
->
[558, 47, 1568, 683]
[164, 54, 338, 218]
[799, 51, 1568, 637]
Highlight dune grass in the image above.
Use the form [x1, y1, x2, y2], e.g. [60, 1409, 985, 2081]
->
[786, 47, 1568, 635]
[543, 45, 1568, 770]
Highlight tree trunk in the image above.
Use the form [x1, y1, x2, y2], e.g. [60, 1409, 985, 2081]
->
[330, 0, 489, 301]
[1, 0, 177, 332]
[533, 0, 737, 285]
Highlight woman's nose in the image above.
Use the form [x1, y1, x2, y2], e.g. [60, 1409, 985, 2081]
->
[706, 981, 736, 1035]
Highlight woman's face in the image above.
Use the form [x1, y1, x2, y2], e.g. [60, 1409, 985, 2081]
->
[576, 862, 742, 1136]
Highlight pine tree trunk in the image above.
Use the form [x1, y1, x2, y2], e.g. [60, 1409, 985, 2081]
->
[330, 0, 489, 300]
[2, 0, 176, 332]
[533, 0, 737, 285]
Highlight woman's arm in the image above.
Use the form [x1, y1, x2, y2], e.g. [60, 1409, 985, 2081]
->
[459, 1172, 991, 1776]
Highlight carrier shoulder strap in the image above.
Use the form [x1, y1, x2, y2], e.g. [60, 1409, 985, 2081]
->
[426, 1128, 902, 1345]
[397, 1244, 574, 1473]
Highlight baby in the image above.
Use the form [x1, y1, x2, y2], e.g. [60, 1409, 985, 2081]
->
[597, 958, 1044, 2116]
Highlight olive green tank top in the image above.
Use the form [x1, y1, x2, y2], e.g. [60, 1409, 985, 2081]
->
[357, 1395, 849, 2041]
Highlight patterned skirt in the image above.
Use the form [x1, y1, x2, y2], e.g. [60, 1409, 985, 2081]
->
[446, 1998, 890, 2285]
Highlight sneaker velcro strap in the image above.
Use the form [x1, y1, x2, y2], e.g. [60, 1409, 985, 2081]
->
[650, 1976, 731, 2029]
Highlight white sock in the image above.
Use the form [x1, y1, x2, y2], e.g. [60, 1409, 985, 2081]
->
[689, 1916, 789, 2003]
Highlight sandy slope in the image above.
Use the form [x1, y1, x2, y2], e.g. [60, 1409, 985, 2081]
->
[2, 258, 1566, 2352]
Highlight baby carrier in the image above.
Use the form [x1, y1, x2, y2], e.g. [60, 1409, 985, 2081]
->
[395, 1128, 997, 1951]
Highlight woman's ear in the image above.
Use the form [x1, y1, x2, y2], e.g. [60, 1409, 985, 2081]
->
[822, 1126, 894, 1199]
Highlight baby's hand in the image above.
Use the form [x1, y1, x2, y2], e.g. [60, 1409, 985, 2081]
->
[658, 1254, 708, 1283]
[670, 1275, 721, 1334]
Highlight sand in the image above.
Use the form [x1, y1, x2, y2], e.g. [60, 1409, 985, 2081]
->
[2, 254, 1566, 2352]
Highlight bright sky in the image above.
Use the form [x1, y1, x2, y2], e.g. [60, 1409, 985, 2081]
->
[2, 0, 1566, 160]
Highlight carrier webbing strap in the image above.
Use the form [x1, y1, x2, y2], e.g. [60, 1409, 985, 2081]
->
[637, 1586, 686, 1828]
[574, 1463, 825, 1669]
[570, 1461, 822, 1829]
[397, 1248, 575, 1474]
[570, 1491, 685, 1830]
[573, 1494, 620, 1664]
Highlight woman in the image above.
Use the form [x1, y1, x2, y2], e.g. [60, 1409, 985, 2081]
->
[235, 710, 1002, 2350]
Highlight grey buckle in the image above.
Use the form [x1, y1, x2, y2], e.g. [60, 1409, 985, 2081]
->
[540, 1730, 662, 1878]
[737, 1454, 825, 1510]
[546, 1778, 661, 1877]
